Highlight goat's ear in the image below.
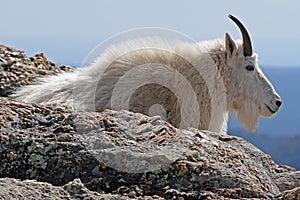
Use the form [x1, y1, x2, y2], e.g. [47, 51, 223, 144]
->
[225, 33, 237, 58]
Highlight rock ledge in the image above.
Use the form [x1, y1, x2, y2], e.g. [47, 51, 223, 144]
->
[0, 44, 299, 199]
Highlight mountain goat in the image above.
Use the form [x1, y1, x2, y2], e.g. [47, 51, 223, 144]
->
[14, 15, 281, 133]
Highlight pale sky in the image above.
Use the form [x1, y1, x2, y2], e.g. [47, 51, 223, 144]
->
[1, 0, 300, 66]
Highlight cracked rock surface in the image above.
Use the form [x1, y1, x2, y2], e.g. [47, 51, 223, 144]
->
[0, 44, 300, 199]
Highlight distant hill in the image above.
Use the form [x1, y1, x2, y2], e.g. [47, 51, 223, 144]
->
[269, 135, 300, 168]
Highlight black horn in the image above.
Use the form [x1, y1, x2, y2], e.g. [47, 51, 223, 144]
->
[228, 14, 253, 56]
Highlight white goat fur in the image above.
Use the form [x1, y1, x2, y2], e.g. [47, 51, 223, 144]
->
[14, 35, 281, 133]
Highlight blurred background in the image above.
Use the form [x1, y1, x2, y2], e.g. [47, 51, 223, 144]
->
[1, 0, 299, 169]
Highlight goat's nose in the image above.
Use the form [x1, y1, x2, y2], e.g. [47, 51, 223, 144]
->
[275, 100, 282, 107]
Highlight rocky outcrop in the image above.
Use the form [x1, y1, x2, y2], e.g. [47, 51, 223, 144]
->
[0, 45, 72, 97]
[0, 178, 140, 200]
[0, 44, 300, 199]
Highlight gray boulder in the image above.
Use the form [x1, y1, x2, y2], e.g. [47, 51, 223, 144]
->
[0, 44, 299, 199]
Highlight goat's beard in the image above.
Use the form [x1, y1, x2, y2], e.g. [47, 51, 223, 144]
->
[237, 100, 259, 132]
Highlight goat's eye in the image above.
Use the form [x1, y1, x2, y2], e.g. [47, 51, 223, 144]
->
[245, 65, 254, 71]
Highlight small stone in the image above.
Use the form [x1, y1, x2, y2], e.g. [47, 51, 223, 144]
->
[7, 152, 17, 161]
[128, 191, 136, 198]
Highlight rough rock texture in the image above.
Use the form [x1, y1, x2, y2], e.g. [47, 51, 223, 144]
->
[1, 44, 300, 199]
[0, 45, 72, 97]
[0, 177, 138, 200]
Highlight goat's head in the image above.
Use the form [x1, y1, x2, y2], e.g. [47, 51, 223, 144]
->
[225, 14, 281, 132]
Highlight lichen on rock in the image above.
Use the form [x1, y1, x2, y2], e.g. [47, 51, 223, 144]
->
[0, 44, 299, 199]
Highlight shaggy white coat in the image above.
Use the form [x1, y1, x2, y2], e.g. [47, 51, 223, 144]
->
[14, 36, 281, 133]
